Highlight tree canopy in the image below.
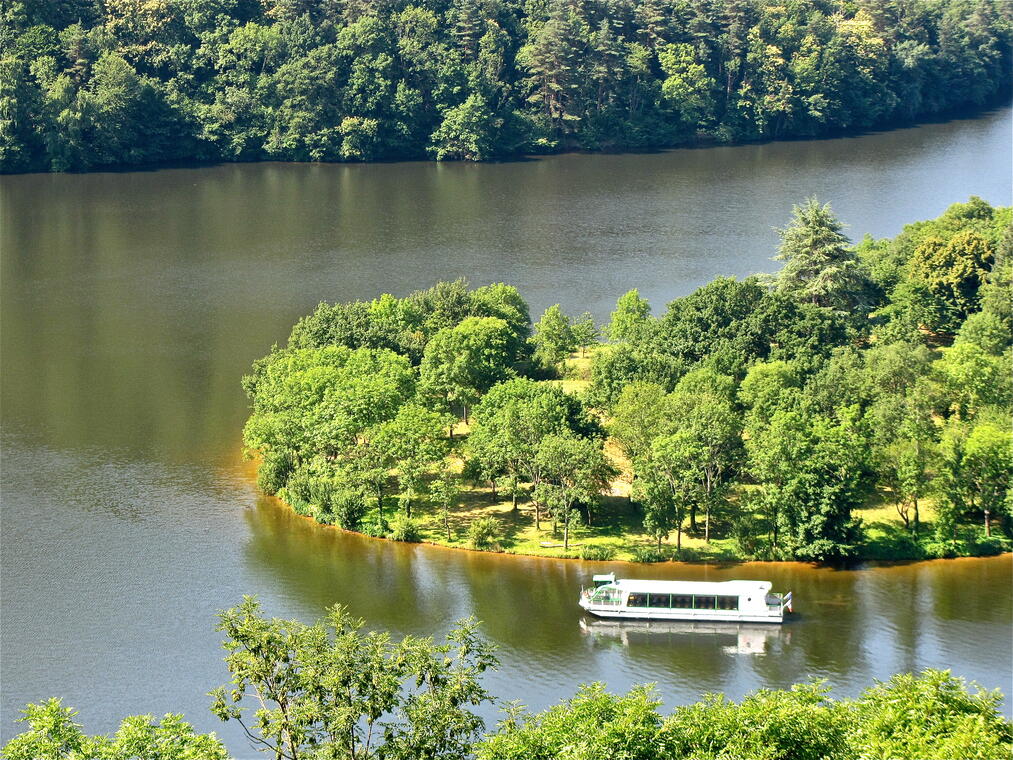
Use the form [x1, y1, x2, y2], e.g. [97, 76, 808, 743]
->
[3, 0, 1011, 172]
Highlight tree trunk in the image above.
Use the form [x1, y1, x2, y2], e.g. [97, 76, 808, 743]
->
[534, 501, 541, 531]
[511, 489, 518, 511]
[913, 497, 919, 535]
[704, 501, 710, 544]
[564, 519, 570, 551]
[677, 524, 682, 551]
[445, 510, 451, 542]
[985, 510, 991, 537]
[689, 503, 697, 532]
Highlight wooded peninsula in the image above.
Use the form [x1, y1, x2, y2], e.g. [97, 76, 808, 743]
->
[2, 0, 1011, 171]
[242, 196, 1012, 563]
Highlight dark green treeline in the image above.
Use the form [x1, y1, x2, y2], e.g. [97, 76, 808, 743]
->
[2, 0, 1012, 172]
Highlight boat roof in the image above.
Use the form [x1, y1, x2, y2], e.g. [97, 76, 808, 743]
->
[609, 579, 772, 595]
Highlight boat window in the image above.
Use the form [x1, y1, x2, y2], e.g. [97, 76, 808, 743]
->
[671, 595, 693, 609]
[717, 596, 739, 610]
[648, 593, 672, 608]
[627, 593, 649, 607]
[592, 586, 616, 602]
[693, 595, 717, 610]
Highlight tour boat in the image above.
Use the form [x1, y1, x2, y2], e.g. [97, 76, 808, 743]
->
[578, 573, 793, 624]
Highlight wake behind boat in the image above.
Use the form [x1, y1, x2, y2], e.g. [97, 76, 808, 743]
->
[578, 573, 793, 624]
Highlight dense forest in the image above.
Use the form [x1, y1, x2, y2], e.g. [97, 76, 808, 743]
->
[4, 600, 1013, 759]
[240, 196, 1012, 563]
[2, 0, 1012, 171]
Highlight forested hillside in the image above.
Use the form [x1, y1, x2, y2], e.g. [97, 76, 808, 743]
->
[2, 0, 1011, 171]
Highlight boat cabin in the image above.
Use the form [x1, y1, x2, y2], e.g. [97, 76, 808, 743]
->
[579, 578, 792, 624]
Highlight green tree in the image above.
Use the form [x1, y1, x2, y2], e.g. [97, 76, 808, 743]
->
[430, 475, 461, 541]
[418, 316, 513, 426]
[774, 198, 867, 311]
[429, 93, 501, 160]
[636, 431, 702, 550]
[2, 699, 228, 760]
[210, 597, 497, 760]
[747, 408, 868, 560]
[534, 433, 616, 549]
[851, 670, 1013, 760]
[908, 231, 995, 334]
[374, 403, 452, 516]
[607, 288, 651, 342]
[570, 311, 599, 357]
[531, 304, 575, 369]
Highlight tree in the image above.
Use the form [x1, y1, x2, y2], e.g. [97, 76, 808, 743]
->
[431, 475, 461, 541]
[531, 304, 576, 369]
[374, 404, 452, 516]
[418, 316, 513, 426]
[636, 431, 702, 550]
[607, 289, 651, 342]
[908, 231, 995, 334]
[962, 423, 1012, 537]
[666, 377, 742, 541]
[429, 94, 501, 160]
[851, 670, 1013, 760]
[747, 408, 869, 560]
[210, 597, 497, 760]
[875, 401, 936, 533]
[534, 433, 616, 549]
[571, 311, 599, 357]
[2, 699, 228, 760]
[467, 378, 599, 524]
[933, 341, 1012, 420]
[609, 382, 671, 463]
[774, 198, 868, 311]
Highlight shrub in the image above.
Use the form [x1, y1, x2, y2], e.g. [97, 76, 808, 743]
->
[468, 516, 503, 550]
[632, 546, 670, 563]
[360, 518, 389, 538]
[387, 513, 422, 542]
[332, 493, 367, 531]
[971, 535, 1011, 556]
[578, 544, 617, 561]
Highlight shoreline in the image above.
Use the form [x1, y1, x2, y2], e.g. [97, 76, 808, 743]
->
[4, 99, 1009, 177]
[259, 483, 1012, 568]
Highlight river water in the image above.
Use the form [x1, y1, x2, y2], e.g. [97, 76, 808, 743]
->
[2, 106, 1011, 755]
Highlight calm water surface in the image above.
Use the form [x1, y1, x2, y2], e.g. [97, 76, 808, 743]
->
[2, 106, 1011, 756]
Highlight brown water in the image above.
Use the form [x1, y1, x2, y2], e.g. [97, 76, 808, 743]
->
[2, 106, 1011, 757]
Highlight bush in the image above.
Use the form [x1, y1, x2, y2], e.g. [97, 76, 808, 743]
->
[632, 546, 671, 563]
[578, 544, 617, 561]
[332, 493, 367, 531]
[971, 535, 1011, 556]
[387, 513, 422, 542]
[360, 518, 389, 538]
[468, 516, 503, 550]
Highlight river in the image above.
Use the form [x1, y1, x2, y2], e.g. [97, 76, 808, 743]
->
[1, 106, 1011, 756]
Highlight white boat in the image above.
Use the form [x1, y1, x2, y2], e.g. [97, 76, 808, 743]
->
[578, 573, 793, 624]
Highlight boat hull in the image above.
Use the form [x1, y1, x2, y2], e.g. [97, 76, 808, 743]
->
[582, 606, 783, 624]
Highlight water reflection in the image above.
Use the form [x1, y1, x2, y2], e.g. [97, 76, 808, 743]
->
[579, 617, 789, 656]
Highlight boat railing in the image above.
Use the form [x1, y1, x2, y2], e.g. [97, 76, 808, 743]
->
[765, 592, 793, 614]
[582, 588, 623, 606]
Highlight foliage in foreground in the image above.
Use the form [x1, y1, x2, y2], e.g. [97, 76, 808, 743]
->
[4, 602, 1011, 759]
[2, 0, 1012, 172]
